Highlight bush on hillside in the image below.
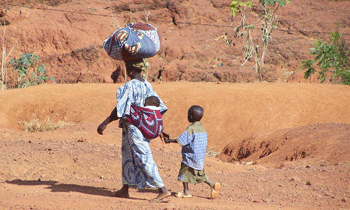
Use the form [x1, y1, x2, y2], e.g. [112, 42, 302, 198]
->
[302, 28, 350, 85]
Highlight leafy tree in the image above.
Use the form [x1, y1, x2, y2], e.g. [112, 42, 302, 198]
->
[9, 53, 55, 88]
[229, 0, 290, 81]
[302, 28, 350, 85]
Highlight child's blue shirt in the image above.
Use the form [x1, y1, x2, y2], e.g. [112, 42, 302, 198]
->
[176, 121, 207, 170]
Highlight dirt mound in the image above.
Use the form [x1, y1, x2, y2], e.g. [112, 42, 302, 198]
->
[218, 123, 350, 166]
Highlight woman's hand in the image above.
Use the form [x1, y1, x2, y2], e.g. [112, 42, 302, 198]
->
[159, 129, 170, 142]
[97, 116, 112, 135]
[97, 113, 117, 135]
[97, 122, 107, 135]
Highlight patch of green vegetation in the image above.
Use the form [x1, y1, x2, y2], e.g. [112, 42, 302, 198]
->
[302, 26, 350, 85]
[9, 53, 55, 88]
[228, 0, 290, 81]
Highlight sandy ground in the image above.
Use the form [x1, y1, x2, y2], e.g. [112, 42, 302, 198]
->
[0, 82, 349, 210]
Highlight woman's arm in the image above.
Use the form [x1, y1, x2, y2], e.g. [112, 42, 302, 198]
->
[97, 107, 119, 135]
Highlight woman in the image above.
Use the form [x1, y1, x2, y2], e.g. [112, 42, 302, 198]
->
[97, 58, 171, 201]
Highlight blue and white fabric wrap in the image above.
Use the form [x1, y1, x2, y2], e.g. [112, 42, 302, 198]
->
[103, 22, 161, 60]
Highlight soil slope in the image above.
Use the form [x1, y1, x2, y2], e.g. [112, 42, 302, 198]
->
[1, 0, 350, 87]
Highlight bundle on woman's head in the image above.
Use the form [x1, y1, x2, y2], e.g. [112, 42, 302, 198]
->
[103, 22, 160, 61]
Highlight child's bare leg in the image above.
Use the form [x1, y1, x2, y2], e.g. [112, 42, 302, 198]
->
[175, 182, 192, 198]
[205, 180, 215, 188]
[183, 182, 190, 196]
[113, 184, 129, 198]
[205, 180, 221, 199]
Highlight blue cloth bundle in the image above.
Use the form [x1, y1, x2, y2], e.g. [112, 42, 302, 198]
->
[103, 22, 161, 60]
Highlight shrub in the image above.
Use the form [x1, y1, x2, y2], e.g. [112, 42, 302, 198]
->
[9, 53, 55, 88]
[207, 148, 220, 157]
[228, 0, 290, 81]
[302, 28, 350, 85]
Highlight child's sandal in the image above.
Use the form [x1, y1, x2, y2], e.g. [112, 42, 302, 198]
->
[210, 183, 221, 199]
[175, 191, 192, 198]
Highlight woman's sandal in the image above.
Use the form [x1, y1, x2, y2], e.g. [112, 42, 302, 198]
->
[210, 183, 221, 199]
[150, 191, 171, 203]
[154, 191, 171, 200]
[175, 191, 192, 198]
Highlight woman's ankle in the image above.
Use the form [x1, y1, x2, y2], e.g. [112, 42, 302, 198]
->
[114, 185, 130, 198]
[205, 180, 215, 188]
[159, 186, 168, 193]
[121, 184, 129, 192]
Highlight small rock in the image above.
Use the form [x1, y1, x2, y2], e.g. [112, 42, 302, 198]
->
[77, 137, 86, 143]
[290, 177, 301, 182]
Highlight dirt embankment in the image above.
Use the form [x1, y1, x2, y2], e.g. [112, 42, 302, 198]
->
[1, 82, 350, 151]
[1, 0, 350, 88]
[0, 82, 350, 210]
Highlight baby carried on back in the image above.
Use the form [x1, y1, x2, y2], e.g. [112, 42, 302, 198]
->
[122, 96, 163, 139]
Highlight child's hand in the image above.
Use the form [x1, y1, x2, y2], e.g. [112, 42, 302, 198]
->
[164, 137, 170, 144]
[164, 137, 176, 144]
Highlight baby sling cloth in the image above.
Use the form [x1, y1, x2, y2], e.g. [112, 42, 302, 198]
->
[126, 105, 163, 139]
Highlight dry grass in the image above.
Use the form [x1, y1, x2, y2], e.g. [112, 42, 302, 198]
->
[207, 147, 220, 157]
[21, 117, 73, 133]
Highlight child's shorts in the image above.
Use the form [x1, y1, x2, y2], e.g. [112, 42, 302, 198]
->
[178, 163, 208, 185]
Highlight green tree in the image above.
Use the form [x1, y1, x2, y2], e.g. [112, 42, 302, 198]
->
[229, 0, 290, 81]
[9, 53, 55, 88]
[302, 28, 350, 85]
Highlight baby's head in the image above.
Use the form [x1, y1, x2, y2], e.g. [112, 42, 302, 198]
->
[145, 96, 160, 107]
[188, 105, 204, 123]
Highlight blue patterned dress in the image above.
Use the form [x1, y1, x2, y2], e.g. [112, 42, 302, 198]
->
[116, 79, 167, 189]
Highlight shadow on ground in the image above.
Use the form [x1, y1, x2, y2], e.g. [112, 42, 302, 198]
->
[6, 179, 114, 197]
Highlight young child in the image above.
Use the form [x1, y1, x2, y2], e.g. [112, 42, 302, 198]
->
[164, 105, 221, 199]
[121, 96, 163, 140]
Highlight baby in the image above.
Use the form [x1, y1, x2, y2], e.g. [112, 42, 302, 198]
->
[121, 96, 163, 140]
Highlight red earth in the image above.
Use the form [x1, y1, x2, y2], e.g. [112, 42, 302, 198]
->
[1, 0, 350, 87]
[0, 82, 350, 209]
[1, 0, 350, 209]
